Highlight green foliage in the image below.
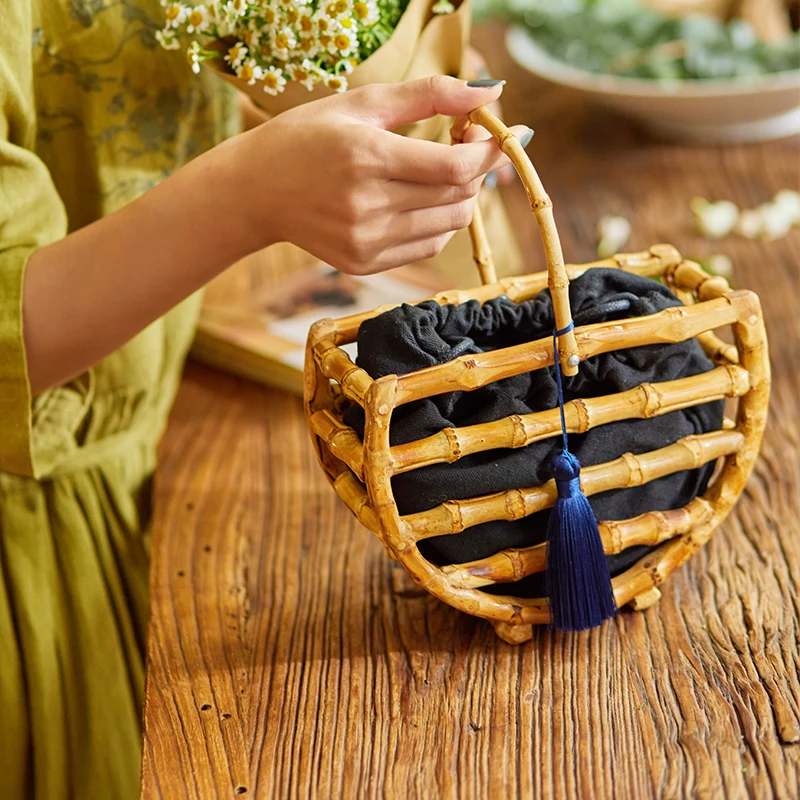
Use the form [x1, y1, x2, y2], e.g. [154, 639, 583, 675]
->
[485, 0, 800, 80]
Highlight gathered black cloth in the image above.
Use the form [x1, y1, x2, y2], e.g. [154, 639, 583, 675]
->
[345, 269, 723, 597]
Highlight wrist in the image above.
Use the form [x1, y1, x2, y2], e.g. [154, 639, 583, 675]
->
[205, 126, 283, 258]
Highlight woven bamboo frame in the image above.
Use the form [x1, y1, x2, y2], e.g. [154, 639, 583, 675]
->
[303, 107, 771, 643]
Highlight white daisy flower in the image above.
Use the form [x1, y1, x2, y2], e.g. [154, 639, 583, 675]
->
[185, 5, 210, 33]
[330, 27, 356, 57]
[224, 42, 248, 68]
[313, 10, 335, 34]
[773, 189, 800, 225]
[432, 0, 455, 13]
[596, 215, 631, 258]
[223, 0, 248, 15]
[326, 0, 351, 16]
[691, 197, 739, 239]
[156, 28, 181, 49]
[296, 35, 320, 59]
[271, 26, 297, 59]
[163, 3, 188, 27]
[237, 58, 264, 85]
[262, 66, 288, 95]
[324, 72, 348, 92]
[352, 0, 378, 25]
[187, 40, 203, 74]
[291, 59, 319, 91]
[296, 6, 314, 32]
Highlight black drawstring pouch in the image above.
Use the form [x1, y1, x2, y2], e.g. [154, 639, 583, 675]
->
[344, 269, 724, 597]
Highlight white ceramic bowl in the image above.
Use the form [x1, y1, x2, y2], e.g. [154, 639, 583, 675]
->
[506, 26, 800, 144]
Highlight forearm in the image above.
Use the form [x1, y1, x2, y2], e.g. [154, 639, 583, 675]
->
[23, 137, 265, 393]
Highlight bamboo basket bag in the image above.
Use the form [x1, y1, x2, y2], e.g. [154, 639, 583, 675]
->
[303, 106, 771, 644]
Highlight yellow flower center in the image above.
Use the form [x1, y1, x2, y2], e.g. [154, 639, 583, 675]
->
[166, 5, 181, 21]
[275, 33, 289, 49]
[299, 37, 313, 52]
[317, 17, 329, 31]
[240, 64, 254, 81]
[353, 2, 368, 19]
[300, 15, 312, 31]
[243, 30, 252, 44]
[334, 34, 351, 50]
[327, 77, 343, 90]
[264, 73, 279, 88]
[319, 33, 331, 47]
[335, 0, 349, 13]
[188, 10, 204, 26]
[326, 2, 338, 15]
[294, 68, 309, 81]
[286, 8, 298, 24]
[264, 8, 275, 23]
[339, 16, 353, 28]
[207, 3, 217, 17]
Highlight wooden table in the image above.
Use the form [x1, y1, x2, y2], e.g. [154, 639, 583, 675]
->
[141, 24, 800, 799]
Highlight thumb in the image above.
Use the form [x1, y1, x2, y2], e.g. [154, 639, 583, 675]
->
[347, 75, 505, 130]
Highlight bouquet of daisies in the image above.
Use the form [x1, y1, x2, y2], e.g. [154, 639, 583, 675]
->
[157, 0, 468, 117]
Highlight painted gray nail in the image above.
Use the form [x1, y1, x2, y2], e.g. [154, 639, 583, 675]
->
[466, 78, 505, 88]
[520, 128, 534, 148]
[485, 171, 498, 190]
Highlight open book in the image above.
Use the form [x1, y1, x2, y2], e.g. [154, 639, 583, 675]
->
[192, 261, 448, 395]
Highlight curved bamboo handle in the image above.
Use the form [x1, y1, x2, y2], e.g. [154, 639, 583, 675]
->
[450, 107, 580, 377]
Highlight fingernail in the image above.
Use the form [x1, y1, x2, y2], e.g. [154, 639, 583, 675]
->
[485, 171, 498, 190]
[520, 128, 534, 148]
[466, 79, 505, 88]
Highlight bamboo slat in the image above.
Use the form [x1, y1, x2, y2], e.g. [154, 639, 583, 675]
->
[312, 339, 372, 406]
[389, 364, 749, 474]
[308, 410, 365, 481]
[401, 429, 743, 540]
[392, 295, 739, 406]
[441, 497, 715, 589]
[328, 245, 682, 345]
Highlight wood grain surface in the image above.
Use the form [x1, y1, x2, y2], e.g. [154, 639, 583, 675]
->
[141, 23, 800, 799]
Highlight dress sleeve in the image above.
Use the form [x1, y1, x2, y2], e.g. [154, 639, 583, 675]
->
[0, 0, 69, 476]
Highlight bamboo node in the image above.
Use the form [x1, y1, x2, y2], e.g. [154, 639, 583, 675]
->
[725, 365, 750, 397]
[505, 489, 527, 520]
[443, 427, 462, 461]
[621, 452, 645, 486]
[572, 398, 590, 433]
[629, 587, 662, 611]
[510, 414, 527, 448]
[649, 243, 682, 266]
[640, 382, 662, 418]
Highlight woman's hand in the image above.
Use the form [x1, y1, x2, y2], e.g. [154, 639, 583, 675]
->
[23, 76, 532, 392]
[223, 75, 532, 274]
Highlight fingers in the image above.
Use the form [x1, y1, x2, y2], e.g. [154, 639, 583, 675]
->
[347, 75, 505, 130]
[394, 198, 477, 241]
[377, 124, 532, 186]
[385, 177, 483, 212]
[354, 232, 458, 275]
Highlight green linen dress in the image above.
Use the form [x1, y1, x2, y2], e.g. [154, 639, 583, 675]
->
[0, 2, 239, 797]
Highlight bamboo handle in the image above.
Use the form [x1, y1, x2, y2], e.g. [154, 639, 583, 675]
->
[450, 107, 580, 376]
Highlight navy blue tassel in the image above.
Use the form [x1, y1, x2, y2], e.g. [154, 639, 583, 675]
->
[546, 325, 617, 631]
